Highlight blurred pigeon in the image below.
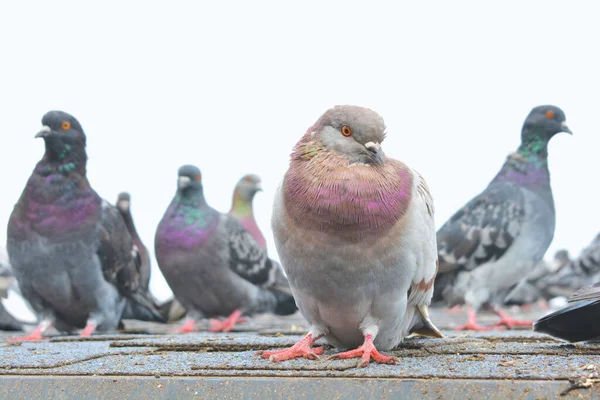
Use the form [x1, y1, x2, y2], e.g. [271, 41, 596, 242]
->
[116, 192, 151, 291]
[433, 105, 572, 330]
[0, 262, 24, 331]
[502, 250, 571, 306]
[158, 297, 187, 323]
[7, 111, 164, 340]
[260, 105, 442, 368]
[229, 174, 267, 249]
[154, 165, 297, 333]
[534, 282, 600, 342]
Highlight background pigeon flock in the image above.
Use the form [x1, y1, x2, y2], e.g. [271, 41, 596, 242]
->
[0, 104, 597, 367]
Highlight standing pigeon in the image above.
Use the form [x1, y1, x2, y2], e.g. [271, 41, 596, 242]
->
[154, 165, 297, 333]
[6, 111, 164, 340]
[534, 282, 600, 342]
[433, 105, 572, 330]
[229, 174, 267, 249]
[260, 105, 442, 368]
[116, 192, 151, 292]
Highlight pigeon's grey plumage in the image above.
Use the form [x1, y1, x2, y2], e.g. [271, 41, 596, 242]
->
[116, 192, 151, 292]
[154, 165, 297, 333]
[433, 105, 572, 330]
[0, 260, 24, 331]
[260, 105, 442, 368]
[6, 111, 164, 340]
[534, 282, 600, 342]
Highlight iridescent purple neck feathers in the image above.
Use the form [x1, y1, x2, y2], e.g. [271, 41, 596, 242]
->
[283, 134, 414, 240]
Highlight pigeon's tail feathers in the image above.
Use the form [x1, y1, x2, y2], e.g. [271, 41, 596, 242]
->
[533, 299, 600, 342]
[270, 289, 298, 316]
[157, 298, 187, 323]
[123, 293, 166, 323]
[409, 305, 444, 338]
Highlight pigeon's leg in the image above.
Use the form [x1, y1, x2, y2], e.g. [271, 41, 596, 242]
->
[80, 322, 98, 337]
[328, 332, 399, 368]
[454, 305, 490, 331]
[177, 318, 197, 334]
[260, 332, 324, 361]
[8, 318, 53, 341]
[209, 309, 247, 332]
[490, 307, 532, 329]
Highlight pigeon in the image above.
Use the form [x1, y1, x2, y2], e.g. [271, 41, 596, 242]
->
[260, 105, 442, 368]
[229, 174, 267, 249]
[116, 192, 151, 292]
[154, 165, 298, 333]
[0, 262, 24, 331]
[433, 105, 572, 330]
[158, 297, 187, 323]
[534, 282, 600, 342]
[6, 110, 164, 340]
[502, 250, 571, 306]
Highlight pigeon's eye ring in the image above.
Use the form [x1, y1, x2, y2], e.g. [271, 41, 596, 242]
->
[61, 121, 71, 130]
[341, 125, 352, 137]
[195, 174, 201, 181]
[545, 110, 555, 119]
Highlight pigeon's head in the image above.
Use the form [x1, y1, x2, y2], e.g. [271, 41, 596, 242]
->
[522, 105, 572, 143]
[234, 174, 262, 202]
[311, 105, 386, 166]
[36, 111, 86, 160]
[117, 192, 131, 213]
[549, 249, 571, 272]
[177, 164, 203, 194]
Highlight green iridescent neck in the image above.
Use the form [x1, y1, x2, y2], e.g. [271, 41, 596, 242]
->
[517, 131, 549, 160]
[230, 192, 253, 217]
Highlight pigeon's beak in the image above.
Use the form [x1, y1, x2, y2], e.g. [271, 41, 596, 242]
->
[560, 121, 572, 135]
[178, 176, 192, 190]
[35, 125, 54, 138]
[117, 200, 130, 211]
[365, 142, 385, 166]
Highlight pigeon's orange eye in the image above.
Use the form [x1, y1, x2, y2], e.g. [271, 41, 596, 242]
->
[195, 174, 201, 181]
[62, 121, 71, 130]
[545, 110, 555, 119]
[341, 125, 352, 137]
[245, 177, 253, 183]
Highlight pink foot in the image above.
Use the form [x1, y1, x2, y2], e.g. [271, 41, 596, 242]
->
[444, 305, 463, 314]
[209, 310, 245, 332]
[177, 319, 197, 333]
[520, 304, 533, 312]
[8, 321, 52, 342]
[455, 305, 490, 331]
[490, 308, 532, 329]
[328, 334, 399, 368]
[260, 333, 323, 362]
[80, 322, 97, 337]
[537, 300, 549, 310]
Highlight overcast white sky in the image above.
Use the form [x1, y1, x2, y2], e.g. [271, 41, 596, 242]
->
[1, 1, 598, 303]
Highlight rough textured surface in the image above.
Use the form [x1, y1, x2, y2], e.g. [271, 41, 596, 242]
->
[1, 307, 600, 398]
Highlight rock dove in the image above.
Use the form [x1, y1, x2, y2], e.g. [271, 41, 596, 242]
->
[154, 165, 298, 333]
[260, 105, 442, 368]
[534, 282, 600, 342]
[116, 192, 151, 292]
[502, 250, 571, 307]
[229, 174, 267, 249]
[433, 105, 572, 330]
[158, 296, 187, 323]
[0, 261, 24, 331]
[6, 110, 164, 340]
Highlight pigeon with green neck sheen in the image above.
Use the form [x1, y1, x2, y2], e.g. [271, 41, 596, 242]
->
[260, 105, 442, 368]
[154, 165, 297, 333]
[6, 111, 164, 341]
[434, 105, 572, 331]
[229, 174, 267, 249]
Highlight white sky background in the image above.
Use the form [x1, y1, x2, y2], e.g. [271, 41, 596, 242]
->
[0, 1, 598, 303]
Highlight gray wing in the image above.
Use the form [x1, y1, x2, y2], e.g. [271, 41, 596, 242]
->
[574, 233, 600, 275]
[225, 216, 290, 293]
[437, 182, 526, 274]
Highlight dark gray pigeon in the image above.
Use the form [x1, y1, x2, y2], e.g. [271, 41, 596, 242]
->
[6, 111, 164, 340]
[154, 165, 297, 333]
[116, 192, 151, 292]
[433, 105, 572, 330]
[534, 282, 600, 342]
